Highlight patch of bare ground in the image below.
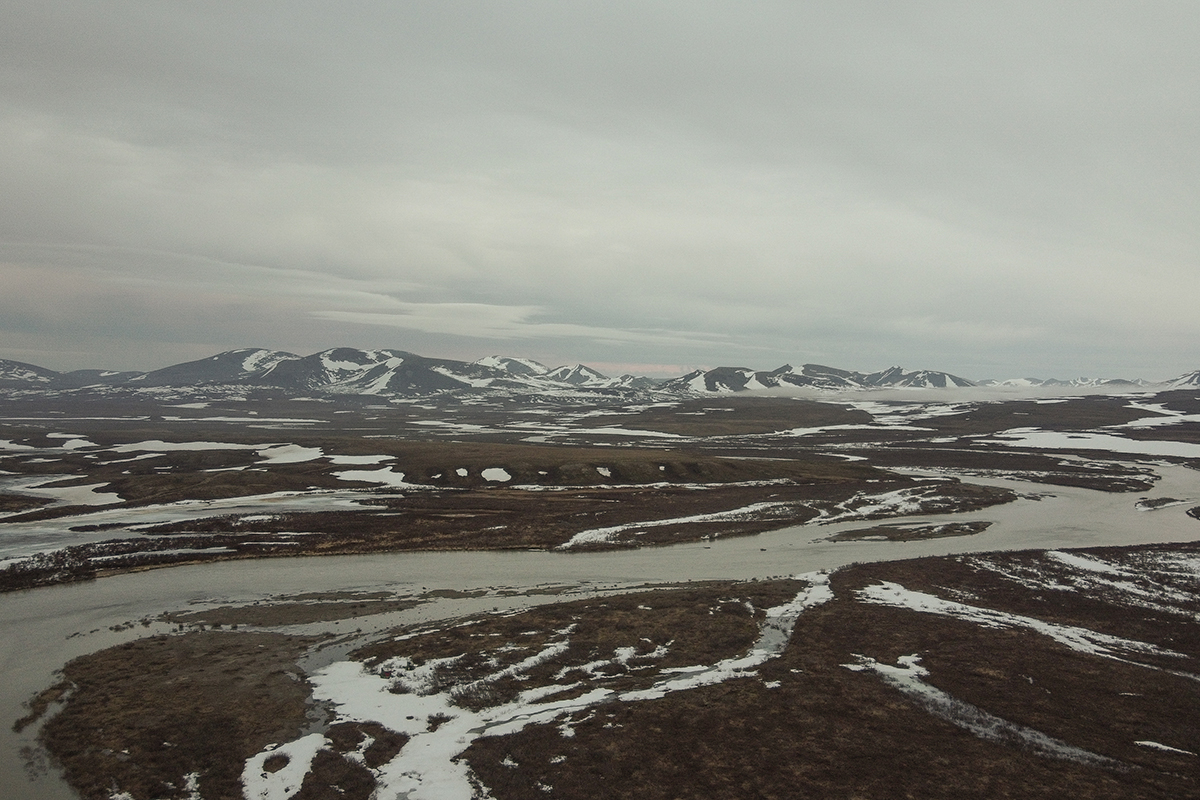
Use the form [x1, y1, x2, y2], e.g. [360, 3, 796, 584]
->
[466, 548, 1200, 799]
[0, 441, 880, 524]
[602, 396, 872, 436]
[354, 581, 803, 710]
[861, 444, 1160, 491]
[25, 545, 1200, 799]
[285, 721, 408, 800]
[26, 631, 320, 800]
[0, 494, 52, 513]
[161, 596, 421, 627]
[826, 520, 992, 541]
[1137, 497, 1187, 510]
[923, 396, 1151, 435]
[1122, 423, 1200, 446]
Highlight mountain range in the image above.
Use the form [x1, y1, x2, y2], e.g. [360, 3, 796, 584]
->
[1, 347, 1197, 398]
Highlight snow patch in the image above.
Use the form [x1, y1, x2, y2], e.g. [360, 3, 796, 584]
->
[111, 440, 256, 452]
[845, 654, 1113, 766]
[1135, 740, 1196, 755]
[294, 573, 831, 800]
[333, 467, 418, 489]
[327, 454, 393, 465]
[242, 733, 328, 800]
[858, 582, 1186, 664]
[257, 445, 324, 464]
[558, 501, 795, 549]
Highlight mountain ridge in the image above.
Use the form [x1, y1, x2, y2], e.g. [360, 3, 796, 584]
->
[1, 348, 1195, 398]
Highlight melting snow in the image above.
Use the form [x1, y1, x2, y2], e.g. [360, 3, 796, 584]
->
[1047, 551, 1124, 575]
[1135, 740, 1196, 755]
[564, 426, 682, 439]
[985, 428, 1200, 459]
[813, 486, 942, 524]
[482, 468, 511, 482]
[558, 501, 795, 549]
[327, 454, 393, 465]
[257, 445, 324, 464]
[278, 573, 832, 800]
[0, 475, 122, 508]
[46, 434, 99, 450]
[845, 654, 1114, 766]
[242, 733, 328, 800]
[333, 467, 420, 489]
[111, 440, 257, 452]
[858, 582, 1185, 664]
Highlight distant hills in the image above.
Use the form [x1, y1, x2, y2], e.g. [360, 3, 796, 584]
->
[1, 347, 1197, 398]
[660, 363, 975, 393]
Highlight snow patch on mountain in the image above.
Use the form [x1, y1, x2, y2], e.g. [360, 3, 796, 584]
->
[546, 364, 609, 386]
[474, 356, 550, 376]
[3, 350, 1196, 400]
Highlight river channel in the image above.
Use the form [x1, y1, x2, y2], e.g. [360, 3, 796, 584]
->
[3, 464, 1198, 799]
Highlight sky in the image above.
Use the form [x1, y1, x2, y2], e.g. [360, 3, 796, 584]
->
[1, 2, 1198, 381]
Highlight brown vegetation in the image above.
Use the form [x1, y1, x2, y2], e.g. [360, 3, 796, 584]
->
[32, 632, 319, 800]
[26, 543, 1200, 799]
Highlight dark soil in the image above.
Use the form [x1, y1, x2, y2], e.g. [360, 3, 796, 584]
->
[161, 596, 421, 627]
[0, 493, 52, 513]
[826, 520, 992, 541]
[354, 580, 804, 710]
[25, 543, 1200, 800]
[464, 546, 1200, 799]
[31, 631, 320, 800]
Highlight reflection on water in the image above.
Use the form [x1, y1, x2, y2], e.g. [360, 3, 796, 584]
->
[1, 464, 1197, 799]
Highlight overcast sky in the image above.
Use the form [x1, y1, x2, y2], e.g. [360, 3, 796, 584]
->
[2, 2, 1197, 380]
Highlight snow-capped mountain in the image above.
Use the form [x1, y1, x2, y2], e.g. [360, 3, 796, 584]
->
[1165, 369, 1200, 389]
[131, 348, 299, 387]
[0, 358, 139, 389]
[0, 349, 622, 398]
[977, 376, 1153, 389]
[1, 349, 1194, 399]
[659, 364, 975, 394]
[473, 356, 550, 377]
[0, 359, 58, 388]
[545, 364, 610, 386]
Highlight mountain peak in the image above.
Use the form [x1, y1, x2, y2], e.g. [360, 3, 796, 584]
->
[546, 364, 609, 385]
[473, 356, 550, 376]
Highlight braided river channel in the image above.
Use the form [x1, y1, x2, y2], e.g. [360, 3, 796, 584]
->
[3, 464, 1198, 799]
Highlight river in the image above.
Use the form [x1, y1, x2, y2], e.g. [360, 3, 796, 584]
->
[2, 464, 1198, 800]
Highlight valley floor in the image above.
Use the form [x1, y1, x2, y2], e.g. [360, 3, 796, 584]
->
[5, 385, 1200, 798]
[20, 541, 1200, 800]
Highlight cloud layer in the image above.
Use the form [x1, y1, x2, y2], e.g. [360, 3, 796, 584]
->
[2, 2, 1197, 379]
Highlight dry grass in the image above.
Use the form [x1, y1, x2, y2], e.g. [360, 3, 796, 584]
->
[464, 548, 1200, 799]
[601, 396, 872, 436]
[27, 545, 1200, 799]
[34, 632, 319, 800]
[825, 520, 992, 541]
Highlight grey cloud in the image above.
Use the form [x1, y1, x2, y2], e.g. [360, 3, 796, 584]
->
[1, 2, 1198, 378]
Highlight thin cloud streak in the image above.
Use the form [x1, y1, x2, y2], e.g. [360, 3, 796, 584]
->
[313, 307, 735, 350]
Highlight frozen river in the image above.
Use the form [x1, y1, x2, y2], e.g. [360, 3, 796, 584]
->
[2, 464, 1198, 800]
